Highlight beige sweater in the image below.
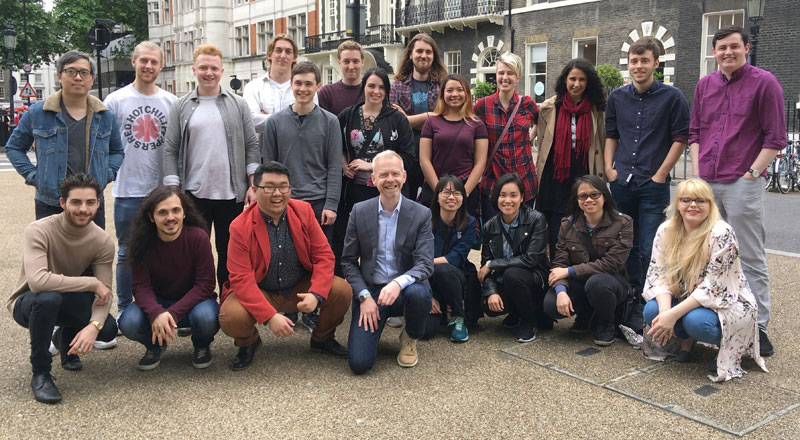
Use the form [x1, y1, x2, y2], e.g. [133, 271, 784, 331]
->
[7, 213, 115, 324]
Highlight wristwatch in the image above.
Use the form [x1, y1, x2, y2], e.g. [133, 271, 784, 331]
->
[749, 168, 761, 178]
[358, 292, 371, 303]
[90, 320, 103, 331]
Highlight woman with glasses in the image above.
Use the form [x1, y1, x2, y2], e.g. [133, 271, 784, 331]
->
[543, 175, 633, 346]
[422, 176, 478, 343]
[535, 59, 607, 257]
[332, 68, 415, 266]
[418, 74, 488, 216]
[478, 173, 549, 343]
[643, 179, 767, 381]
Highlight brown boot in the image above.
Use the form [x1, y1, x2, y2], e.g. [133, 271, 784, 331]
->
[397, 329, 418, 367]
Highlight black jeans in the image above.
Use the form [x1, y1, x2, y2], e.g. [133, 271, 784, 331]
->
[305, 198, 334, 244]
[538, 209, 564, 260]
[482, 267, 546, 323]
[35, 198, 106, 229]
[423, 263, 467, 339]
[13, 290, 117, 374]
[543, 273, 628, 323]
[188, 194, 243, 291]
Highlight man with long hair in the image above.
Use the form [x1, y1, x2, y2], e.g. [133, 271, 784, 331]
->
[9, 174, 118, 404]
[118, 186, 219, 371]
[389, 33, 447, 203]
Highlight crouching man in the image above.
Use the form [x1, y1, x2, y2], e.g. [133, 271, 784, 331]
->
[219, 162, 350, 370]
[8, 174, 118, 404]
[118, 186, 219, 370]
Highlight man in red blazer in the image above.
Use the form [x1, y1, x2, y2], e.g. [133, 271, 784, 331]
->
[219, 161, 351, 370]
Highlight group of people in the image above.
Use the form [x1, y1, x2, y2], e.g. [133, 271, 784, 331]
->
[5, 24, 782, 404]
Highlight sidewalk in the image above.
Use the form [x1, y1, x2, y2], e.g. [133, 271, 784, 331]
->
[0, 172, 797, 439]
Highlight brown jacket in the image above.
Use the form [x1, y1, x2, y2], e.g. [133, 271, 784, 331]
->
[535, 95, 606, 188]
[552, 211, 633, 288]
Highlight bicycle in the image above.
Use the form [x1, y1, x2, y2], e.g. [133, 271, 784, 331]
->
[778, 140, 799, 193]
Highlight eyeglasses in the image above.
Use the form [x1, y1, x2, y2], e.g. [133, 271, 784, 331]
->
[679, 197, 708, 205]
[440, 189, 463, 198]
[255, 184, 291, 194]
[577, 191, 602, 201]
[62, 68, 93, 78]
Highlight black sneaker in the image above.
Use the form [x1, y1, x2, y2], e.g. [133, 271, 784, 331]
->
[593, 321, 615, 346]
[52, 328, 82, 371]
[192, 346, 213, 369]
[301, 312, 319, 332]
[138, 345, 166, 371]
[284, 312, 299, 324]
[31, 373, 61, 404]
[569, 313, 592, 334]
[502, 314, 520, 329]
[759, 329, 775, 357]
[515, 321, 536, 343]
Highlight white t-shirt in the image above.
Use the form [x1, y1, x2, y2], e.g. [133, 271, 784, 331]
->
[104, 84, 177, 198]
[183, 96, 235, 200]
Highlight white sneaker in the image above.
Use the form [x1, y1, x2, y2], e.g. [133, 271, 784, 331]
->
[94, 338, 118, 350]
[49, 326, 59, 356]
[386, 316, 404, 328]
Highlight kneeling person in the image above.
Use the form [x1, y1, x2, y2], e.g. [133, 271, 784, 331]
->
[9, 174, 118, 404]
[118, 187, 219, 370]
[219, 162, 350, 370]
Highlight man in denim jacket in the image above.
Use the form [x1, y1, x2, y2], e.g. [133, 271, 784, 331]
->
[6, 51, 124, 229]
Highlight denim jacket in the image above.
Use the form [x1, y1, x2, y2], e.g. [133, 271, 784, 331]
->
[6, 91, 124, 206]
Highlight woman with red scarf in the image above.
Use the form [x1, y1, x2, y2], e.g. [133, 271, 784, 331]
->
[535, 58, 607, 257]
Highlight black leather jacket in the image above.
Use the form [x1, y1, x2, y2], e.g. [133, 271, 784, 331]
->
[480, 207, 550, 297]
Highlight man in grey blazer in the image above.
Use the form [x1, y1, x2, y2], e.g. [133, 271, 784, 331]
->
[342, 150, 434, 374]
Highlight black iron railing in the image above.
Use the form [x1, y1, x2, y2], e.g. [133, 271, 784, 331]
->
[305, 24, 402, 54]
[395, 0, 505, 28]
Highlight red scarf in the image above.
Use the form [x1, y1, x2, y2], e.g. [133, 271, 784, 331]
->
[553, 96, 593, 183]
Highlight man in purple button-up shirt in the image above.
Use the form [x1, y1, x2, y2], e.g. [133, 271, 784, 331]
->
[689, 25, 785, 357]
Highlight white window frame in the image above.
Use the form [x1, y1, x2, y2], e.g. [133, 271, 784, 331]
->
[572, 37, 598, 65]
[525, 42, 547, 102]
[257, 20, 274, 55]
[148, 1, 161, 26]
[289, 14, 307, 49]
[445, 51, 461, 75]
[0, 87, 5, 99]
[700, 10, 745, 77]
[327, 0, 338, 32]
[234, 25, 250, 57]
[164, 41, 172, 66]
[0, 70, 4, 81]
[163, 0, 170, 23]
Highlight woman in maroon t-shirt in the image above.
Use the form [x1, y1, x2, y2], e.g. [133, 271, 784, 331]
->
[419, 74, 488, 215]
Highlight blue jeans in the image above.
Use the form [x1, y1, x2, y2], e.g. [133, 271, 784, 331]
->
[610, 179, 670, 291]
[347, 282, 431, 375]
[113, 197, 144, 315]
[119, 298, 220, 349]
[643, 298, 721, 345]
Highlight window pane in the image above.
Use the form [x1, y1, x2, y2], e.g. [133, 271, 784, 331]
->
[531, 45, 546, 63]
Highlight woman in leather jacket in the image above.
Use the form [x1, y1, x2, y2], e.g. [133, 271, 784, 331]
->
[543, 175, 633, 346]
[478, 173, 549, 343]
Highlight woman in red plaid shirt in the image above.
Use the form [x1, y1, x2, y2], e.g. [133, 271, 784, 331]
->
[475, 53, 539, 224]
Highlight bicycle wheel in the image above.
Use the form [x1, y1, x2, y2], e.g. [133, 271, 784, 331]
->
[777, 164, 791, 194]
[765, 171, 773, 191]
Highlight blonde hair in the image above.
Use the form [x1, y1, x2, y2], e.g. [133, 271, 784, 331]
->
[372, 150, 404, 172]
[132, 41, 164, 65]
[432, 74, 478, 125]
[497, 52, 522, 78]
[337, 40, 363, 59]
[266, 34, 298, 70]
[660, 179, 721, 298]
[193, 44, 223, 62]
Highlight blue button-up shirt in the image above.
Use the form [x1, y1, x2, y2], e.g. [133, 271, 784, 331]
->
[357, 197, 415, 298]
[605, 80, 690, 186]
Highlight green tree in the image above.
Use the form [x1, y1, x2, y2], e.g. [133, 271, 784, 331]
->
[473, 81, 496, 99]
[53, 0, 147, 54]
[596, 64, 624, 92]
[0, 0, 63, 69]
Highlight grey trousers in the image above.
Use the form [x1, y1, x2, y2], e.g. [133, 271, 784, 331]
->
[708, 177, 770, 330]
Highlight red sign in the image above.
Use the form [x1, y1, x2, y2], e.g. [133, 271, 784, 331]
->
[19, 82, 38, 99]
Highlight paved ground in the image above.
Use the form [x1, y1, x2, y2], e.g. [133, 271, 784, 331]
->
[0, 171, 798, 439]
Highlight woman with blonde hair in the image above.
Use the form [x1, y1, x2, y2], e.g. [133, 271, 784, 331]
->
[643, 179, 767, 382]
[419, 74, 488, 214]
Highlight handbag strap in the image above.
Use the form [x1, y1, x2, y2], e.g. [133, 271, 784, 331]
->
[441, 120, 467, 161]
[484, 96, 522, 178]
[571, 218, 600, 261]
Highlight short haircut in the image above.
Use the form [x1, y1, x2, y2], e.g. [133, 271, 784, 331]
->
[372, 150, 405, 172]
[713, 25, 749, 48]
[359, 67, 391, 106]
[490, 173, 525, 211]
[292, 61, 321, 84]
[193, 44, 223, 62]
[253, 161, 291, 187]
[497, 52, 523, 78]
[56, 50, 97, 77]
[59, 173, 101, 200]
[267, 34, 299, 68]
[629, 37, 661, 60]
[132, 41, 164, 64]
[337, 40, 363, 59]
[566, 175, 618, 220]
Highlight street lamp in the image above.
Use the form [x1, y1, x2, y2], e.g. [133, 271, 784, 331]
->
[747, 0, 766, 67]
[4, 21, 17, 128]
